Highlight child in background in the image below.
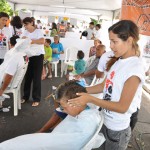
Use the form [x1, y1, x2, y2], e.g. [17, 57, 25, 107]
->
[74, 50, 86, 74]
[41, 39, 52, 80]
[68, 50, 86, 80]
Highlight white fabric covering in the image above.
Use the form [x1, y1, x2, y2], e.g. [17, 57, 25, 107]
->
[0, 109, 102, 150]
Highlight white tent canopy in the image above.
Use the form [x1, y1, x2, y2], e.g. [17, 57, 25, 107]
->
[7, 0, 122, 20]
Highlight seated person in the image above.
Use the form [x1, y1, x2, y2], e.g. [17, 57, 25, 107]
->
[0, 80, 102, 150]
[74, 45, 106, 85]
[0, 37, 29, 97]
[89, 39, 102, 57]
[4, 35, 20, 61]
[50, 35, 64, 61]
[67, 51, 86, 80]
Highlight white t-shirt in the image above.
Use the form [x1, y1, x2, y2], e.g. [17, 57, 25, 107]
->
[21, 29, 45, 57]
[0, 52, 25, 87]
[0, 27, 12, 59]
[86, 28, 94, 40]
[93, 29, 101, 40]
[0, 109, 102, 150]
[37, 23, 42, 29]
[102, 56, 145, 131]
[98, 51, 114, 73]
[9, 25, 24, 37]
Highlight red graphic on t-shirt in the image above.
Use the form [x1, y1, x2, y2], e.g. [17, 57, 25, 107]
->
[0, 33, 7, 48]
[105, 79, 113, 89]
[105, 71, 115, 89]
[103, 71, 116, 113]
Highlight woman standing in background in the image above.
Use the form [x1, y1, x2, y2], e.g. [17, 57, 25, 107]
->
[21, 17, 45, 107]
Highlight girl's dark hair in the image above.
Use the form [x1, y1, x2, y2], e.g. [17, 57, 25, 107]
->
[45, 39, 51, 44]
[52, 22, 57, 30]
[0, 12, 9, 19]
[106, 20, 140, 71]
[23, 17, 35, 26]
[56, 80, 87, 101]
[10, 16, 22, 29]
[10, 35, 19, 46]
[77, 50, 84, 59]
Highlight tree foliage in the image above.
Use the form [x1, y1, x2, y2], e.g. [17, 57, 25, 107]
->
[0, 0, 13, 16]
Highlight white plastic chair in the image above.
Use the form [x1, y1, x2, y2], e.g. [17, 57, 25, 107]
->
[61, 47, 79, 77]
[81, 111, 105, 150]
[4, 62, 28, 116]
[90, 74, 106, 86]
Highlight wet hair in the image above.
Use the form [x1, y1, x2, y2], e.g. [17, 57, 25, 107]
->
[52, 22, 57, 30]
[23, 17, 35, 26]
[96, 24, 101, 29]
[0, 12, 9, 19]
[10, 35, 19, 46]
[77, 50, 85, 59]
[106, 20, 140, 72]
[56, 80, 87, 101]
[45, 38, 51, 44]
[89, 22, 94, 25]
[10, 16, 22, 29]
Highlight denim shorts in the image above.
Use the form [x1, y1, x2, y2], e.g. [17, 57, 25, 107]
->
[99, 125, 131, 150]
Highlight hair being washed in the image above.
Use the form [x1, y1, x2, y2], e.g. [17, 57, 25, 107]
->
[106, 20, 140, 71]
[56, 80, 87, 101]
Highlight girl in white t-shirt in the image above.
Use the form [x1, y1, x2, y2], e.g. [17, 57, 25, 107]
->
[68, 20, 145, 150]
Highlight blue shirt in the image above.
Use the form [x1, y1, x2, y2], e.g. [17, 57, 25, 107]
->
[50, 42, 64, 59]
[74, 59, 86, 74]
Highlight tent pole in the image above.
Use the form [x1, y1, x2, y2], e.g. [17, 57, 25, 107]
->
[112, 10, 115, 24]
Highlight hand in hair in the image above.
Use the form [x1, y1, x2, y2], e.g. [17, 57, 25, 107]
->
[67, 92, 92, 107]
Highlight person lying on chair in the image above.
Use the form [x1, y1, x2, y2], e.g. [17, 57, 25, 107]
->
[0, 80, 103, 150]
[0, 37, 29, 97]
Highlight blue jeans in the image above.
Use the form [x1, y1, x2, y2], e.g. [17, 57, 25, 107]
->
[99, 125, 131, 150]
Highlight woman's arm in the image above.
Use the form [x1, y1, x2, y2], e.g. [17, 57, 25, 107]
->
[91, 76, 141, 113]
[31, 38, 45, 44]
[68, 76, 141, 113]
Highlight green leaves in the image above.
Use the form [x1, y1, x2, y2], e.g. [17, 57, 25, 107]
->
[0, 0, 13, 16]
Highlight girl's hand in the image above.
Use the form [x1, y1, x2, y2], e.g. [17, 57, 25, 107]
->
[67, 93, 92, 107]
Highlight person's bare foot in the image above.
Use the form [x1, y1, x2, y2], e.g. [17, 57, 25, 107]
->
[41, 76, 46, 80]
[32, 102, 40, 107]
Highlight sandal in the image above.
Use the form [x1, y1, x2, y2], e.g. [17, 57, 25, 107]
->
[32, 102, 40, 107]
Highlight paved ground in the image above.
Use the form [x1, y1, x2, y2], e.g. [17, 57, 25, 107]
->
[0, 71, 150, 150]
